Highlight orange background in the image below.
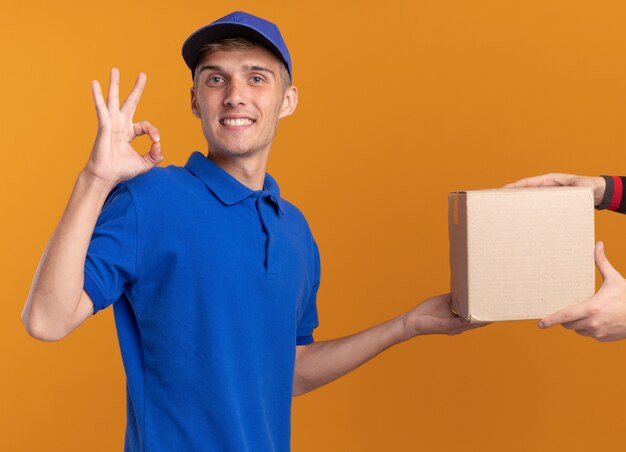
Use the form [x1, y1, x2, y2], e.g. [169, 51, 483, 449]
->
[3, 1, 626, 451]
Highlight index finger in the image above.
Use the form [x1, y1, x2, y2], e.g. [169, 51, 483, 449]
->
[120, 72, 147, 118]
[504, 173, 566, 188]
[539, 300, 591, 328]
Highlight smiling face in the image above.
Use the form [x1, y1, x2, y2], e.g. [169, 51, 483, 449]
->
[191, 45, 298, 161]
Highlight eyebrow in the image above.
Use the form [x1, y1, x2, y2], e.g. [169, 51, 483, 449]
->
[197, 64, 276, 79]
[242, 65, 275, 78]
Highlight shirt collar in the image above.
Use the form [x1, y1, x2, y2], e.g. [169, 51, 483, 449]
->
[185, 152, 284, 214]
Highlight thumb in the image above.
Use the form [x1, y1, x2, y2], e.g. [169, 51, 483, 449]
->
[141, 141, 163, 171]
[595, 241, 620, 281]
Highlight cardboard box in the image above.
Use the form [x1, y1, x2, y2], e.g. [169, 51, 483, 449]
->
[448, 187, 595, 322]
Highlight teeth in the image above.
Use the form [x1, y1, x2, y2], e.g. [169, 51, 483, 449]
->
[222, 118, 253, 126]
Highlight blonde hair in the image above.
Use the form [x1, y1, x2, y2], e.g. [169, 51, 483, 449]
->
[193, 37, 291, 90]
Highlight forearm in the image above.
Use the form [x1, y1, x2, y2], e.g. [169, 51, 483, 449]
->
[293, 314, 407, 396]
[22, 171, 114, 340]
[292, 293, 485, 395]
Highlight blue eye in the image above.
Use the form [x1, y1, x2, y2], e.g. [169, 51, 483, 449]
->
[207, 76, 224, 85]
[251, 76, 263, 84]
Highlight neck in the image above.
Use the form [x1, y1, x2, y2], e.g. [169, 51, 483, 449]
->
[207, 150, 269, 191]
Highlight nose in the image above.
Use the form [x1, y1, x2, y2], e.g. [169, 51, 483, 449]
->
[224, 80, 247, 107]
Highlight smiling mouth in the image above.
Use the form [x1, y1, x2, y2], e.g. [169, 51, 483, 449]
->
[220, 118, 255, 127]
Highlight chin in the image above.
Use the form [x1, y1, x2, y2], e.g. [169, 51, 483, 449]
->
[212, 145, 260, 159]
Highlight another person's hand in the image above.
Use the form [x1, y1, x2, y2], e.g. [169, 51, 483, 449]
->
[84, 68, 163, 187]
[539, 242, 626, 342]
[401, 293, 488, 339]
[504, 173, 606, 206]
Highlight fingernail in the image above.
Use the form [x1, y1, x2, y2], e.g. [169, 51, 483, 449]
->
[538, 321, 545, 328]
[155, 135, 161, 142]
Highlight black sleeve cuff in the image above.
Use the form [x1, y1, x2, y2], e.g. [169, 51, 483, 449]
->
[597, 175, 626, 214]
[596, 175, 614, 210]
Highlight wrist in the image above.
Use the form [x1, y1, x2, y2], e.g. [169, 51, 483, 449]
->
[399, 311, 419, 342]
[78, 167, 118, 193]
[75, 169, 118, 205]
[592, 176, 606, 206]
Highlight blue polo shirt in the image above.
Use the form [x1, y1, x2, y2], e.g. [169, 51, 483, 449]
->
[84, 152, 320, 452]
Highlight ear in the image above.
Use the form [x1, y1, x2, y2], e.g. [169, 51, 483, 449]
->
[278, 85, 298, 119]
[190, 87, 201, 118]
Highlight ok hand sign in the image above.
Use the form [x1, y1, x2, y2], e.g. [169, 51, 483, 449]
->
[84, 68, 163, 186]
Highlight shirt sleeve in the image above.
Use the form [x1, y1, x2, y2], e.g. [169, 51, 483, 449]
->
[84, 184, 139, 314]
[597, 176, 626, 214]
[296, 240, 321, 345]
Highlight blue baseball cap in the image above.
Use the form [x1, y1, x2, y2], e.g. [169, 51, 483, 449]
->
[182, 11, 292, 80]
